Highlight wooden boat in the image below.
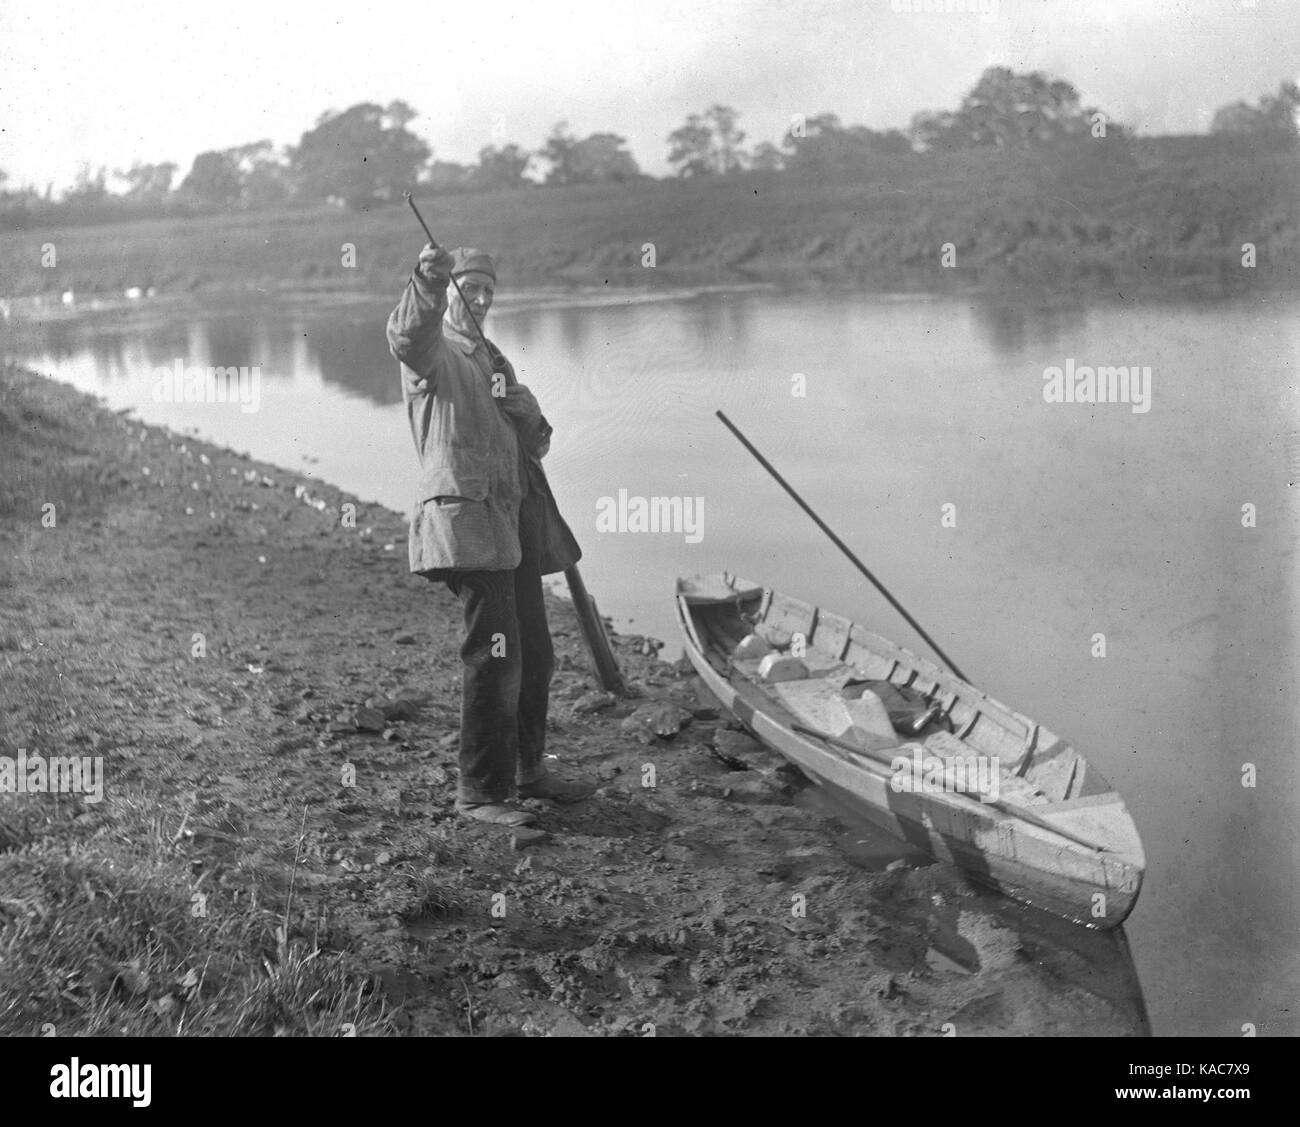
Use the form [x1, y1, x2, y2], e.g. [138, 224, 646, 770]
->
[675, 573, 1145, 928]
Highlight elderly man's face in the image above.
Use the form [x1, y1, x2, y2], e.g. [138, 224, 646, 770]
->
[449, 272, 494, 334]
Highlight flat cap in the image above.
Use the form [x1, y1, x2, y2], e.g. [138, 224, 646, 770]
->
[451, 247, 496, 280]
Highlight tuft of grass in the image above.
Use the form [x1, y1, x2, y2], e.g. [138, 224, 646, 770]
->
[0, 791, 394, 1036]
[0, 788, 88, 854]
[379, 865, 468, 926]
[227, 942, 393, 1039]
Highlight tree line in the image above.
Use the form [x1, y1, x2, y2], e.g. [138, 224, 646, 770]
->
[1, 69, 1294, 228]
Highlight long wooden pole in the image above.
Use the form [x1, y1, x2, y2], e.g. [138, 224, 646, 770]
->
[564, 566, 626, 694]
[715, 410, 968, 683]
[403, 192, 625, 694]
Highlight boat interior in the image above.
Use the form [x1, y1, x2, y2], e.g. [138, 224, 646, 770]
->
[678, 574, 1118, 810]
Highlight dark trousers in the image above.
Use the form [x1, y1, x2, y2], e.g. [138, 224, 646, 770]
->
[444, 492, 554, 804]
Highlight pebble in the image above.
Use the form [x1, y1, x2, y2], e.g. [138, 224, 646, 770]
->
[782, 918, 826, 937]
[573, 690, 618, 714]
[510, 827, 550, 850]
[713, 729, 761, 758]
[353, 706, 385, 732]
[620, 702, 693, 742]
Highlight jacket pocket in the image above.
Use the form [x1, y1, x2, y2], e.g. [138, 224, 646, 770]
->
[414, 493, 511, 570]
[418, 464, 489, 504]
[432, 496, 470, 511]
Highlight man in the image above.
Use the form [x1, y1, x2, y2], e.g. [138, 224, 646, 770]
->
[387, 243, 595, 827]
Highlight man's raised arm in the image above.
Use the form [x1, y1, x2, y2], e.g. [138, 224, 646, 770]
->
[386, 243, 455, 388]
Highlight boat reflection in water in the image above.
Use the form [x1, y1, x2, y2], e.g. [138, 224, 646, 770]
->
[802, 783, 1150, 1036]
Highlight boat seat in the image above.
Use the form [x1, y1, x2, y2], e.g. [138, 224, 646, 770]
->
[732, 650, 850, 682]
[771, 678, 900, 752]
[757, 653, 809, 683]
[922, 730, 1051, 807]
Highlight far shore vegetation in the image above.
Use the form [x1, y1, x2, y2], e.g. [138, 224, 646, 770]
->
[2, 68, 1297, 298]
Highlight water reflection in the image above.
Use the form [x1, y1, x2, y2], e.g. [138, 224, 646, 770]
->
[299, 314, 401, 405]
[800, 782, 1149, 1032]
[968, 296, 1090, 355]
[2, 301, 403, 406]
[555, 304, 588, 358]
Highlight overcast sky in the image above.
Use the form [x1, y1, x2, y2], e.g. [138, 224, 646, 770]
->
[1, 0, 1296, 191]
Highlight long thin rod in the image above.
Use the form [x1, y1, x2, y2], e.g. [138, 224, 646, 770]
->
[403, 192, 491, 354]
[715, 409, 968, 683]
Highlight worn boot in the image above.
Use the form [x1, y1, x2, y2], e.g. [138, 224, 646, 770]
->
[517, 774, 596, 804]
[455, 801, 537, 826]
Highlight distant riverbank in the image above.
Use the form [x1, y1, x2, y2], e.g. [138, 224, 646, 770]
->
[2, 136, 1296, 306]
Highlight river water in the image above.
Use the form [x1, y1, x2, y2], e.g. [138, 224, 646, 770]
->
[4, 285, 1297, 1036]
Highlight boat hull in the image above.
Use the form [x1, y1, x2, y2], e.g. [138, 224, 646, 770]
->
[676, 574, 1144, 928]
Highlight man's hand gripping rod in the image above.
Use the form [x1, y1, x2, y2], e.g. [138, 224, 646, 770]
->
[403, 191, 493, 360]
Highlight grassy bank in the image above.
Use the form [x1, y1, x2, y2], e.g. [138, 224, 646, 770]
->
[0, 361, 1151, 1036]
[2, 136, 1296, 303]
